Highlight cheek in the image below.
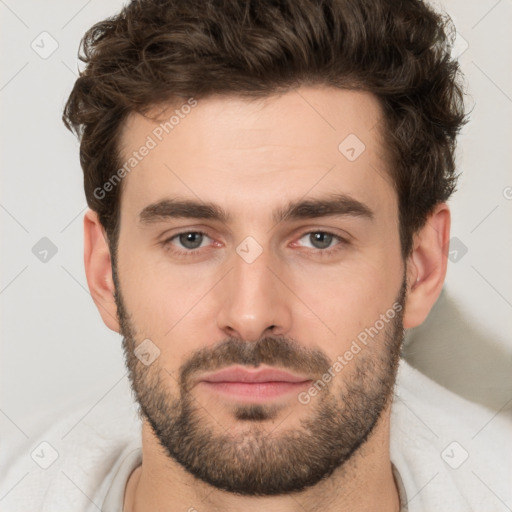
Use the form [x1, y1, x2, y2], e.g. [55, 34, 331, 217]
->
[287, 250, 403, 349]
[116, 234, 211, 329]
[116, 249, 224, 374]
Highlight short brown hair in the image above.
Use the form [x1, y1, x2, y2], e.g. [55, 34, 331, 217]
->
[63, 0, 467, 258]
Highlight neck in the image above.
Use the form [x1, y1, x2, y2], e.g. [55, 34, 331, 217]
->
[124, 403, 400, 512]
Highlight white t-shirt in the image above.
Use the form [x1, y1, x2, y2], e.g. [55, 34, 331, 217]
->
[1, 358, 510, 511]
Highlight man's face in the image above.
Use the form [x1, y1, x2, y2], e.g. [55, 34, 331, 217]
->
[113, 86, 406, 495]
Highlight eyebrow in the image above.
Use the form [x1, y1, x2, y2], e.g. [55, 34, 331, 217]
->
[138, 193, 374, 226]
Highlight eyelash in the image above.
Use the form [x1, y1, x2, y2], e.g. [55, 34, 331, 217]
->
[160, 230, 348, 258]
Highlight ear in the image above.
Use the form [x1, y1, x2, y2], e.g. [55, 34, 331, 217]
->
[403, 203, 450, 329]
[83, 209, 120, 333]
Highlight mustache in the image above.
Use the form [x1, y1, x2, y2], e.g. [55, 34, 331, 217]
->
[179, 336, 332, 391]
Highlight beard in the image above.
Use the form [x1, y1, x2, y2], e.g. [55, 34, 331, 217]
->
[113, 262, 406, 496]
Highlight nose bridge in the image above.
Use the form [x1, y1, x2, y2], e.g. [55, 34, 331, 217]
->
[216, 242, 292, 341]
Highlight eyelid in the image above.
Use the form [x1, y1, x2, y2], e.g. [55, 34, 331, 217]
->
[297, 225, 352, 242]
[291, 230, 349, 251]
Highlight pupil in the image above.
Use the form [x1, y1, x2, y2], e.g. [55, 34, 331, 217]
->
[311, 232, 332, 249]
[180, 232, 203, 249]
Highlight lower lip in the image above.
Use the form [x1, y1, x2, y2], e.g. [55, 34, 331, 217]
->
[200, 381, 311, 402]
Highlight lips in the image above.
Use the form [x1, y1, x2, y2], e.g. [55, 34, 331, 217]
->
[196, 366, 313, 402]
[199, 366, 311, 384]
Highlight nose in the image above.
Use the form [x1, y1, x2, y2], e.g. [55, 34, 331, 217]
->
[216, 245, 292, 342]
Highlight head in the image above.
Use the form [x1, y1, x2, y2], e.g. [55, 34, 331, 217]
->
[65, 0, 467, 497]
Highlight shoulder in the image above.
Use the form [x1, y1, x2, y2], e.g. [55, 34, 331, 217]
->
[0, 388, 141, 511]
[391, 358, 512, 512]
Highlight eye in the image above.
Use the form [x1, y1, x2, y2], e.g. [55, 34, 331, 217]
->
[161, 229, 348, 258]
[162, 231, 213, 254]
[294, 231, 346, 252]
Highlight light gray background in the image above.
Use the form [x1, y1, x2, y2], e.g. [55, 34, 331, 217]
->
[1, 0, 511, 444]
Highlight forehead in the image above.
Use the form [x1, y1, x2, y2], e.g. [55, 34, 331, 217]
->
[117, 86, 394, 221]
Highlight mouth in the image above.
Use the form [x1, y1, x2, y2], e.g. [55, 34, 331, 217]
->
[197, 365, 313, 402]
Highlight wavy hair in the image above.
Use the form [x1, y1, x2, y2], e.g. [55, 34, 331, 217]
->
[63, 0, 468, 257]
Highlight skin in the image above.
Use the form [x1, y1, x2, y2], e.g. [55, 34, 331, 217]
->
[83, 86, 450, 512]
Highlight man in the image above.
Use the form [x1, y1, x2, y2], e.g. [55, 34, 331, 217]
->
[1, 0, 510, 511]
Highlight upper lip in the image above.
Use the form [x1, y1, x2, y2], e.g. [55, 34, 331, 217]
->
[199, 366, 311, 384]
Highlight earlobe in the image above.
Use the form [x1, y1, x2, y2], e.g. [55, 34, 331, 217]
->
[403, 204, 451, 329]
[83, 209, 120, 333]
